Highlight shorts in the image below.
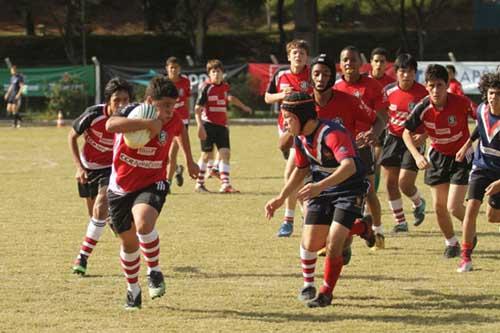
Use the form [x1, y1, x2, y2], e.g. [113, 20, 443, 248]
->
[201, 122, 230, 152]
[6, 94, 21, 106]
[107, 180, 170, 234]
[358, 146, 375, 175]
[380, 134, 422, 171]
[304, 186, 367, 229]
[376, 128, 387, 147]
[424, 148, 471, 186]
[467, 167, 500, 209]
[77, 168, 111, 198]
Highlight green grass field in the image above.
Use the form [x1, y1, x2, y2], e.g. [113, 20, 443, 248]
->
[1, 125, 500, 333]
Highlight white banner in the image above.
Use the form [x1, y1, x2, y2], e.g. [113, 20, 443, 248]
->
[416, 62, 500, 95]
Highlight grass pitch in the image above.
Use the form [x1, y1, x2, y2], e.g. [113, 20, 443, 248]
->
[1, 125, 500, 333]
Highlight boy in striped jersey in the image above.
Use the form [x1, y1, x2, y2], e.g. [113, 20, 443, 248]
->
[69, 78, 133, 275]
[456, 72, 500, 272]
[403, 64, 475, 259]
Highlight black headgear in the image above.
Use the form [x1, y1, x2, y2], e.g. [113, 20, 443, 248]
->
[311, 53, 336, 92]
[281, 92, 317, 133]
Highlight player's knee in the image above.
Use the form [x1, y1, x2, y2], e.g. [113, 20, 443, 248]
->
[447, 203, 463, 219]
[434, 201, 448, 216]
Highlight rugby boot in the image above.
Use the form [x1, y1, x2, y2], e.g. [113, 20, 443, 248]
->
[298, 286, 317, 302]
[72, 255, 88, 276]
[413, 198, 426, 226]
[306, 292, 333, 308]
[148, 271, 166, 299]
[124, 290, 142, 310]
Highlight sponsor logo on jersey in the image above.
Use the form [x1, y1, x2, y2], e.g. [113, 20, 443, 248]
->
[354, 90, 362, 98]
[448, 115, 457, 127]
[300, 81, 309, 91]
[159, 130, 167, 145]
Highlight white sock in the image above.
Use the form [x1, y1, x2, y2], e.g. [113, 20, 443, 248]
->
[445, 236, 458, 247]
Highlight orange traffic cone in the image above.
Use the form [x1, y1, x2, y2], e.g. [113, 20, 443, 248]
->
[57, 110, 64, 128]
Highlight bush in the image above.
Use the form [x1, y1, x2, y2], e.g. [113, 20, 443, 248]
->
[227, 71, 271, 118]
[46, 73, 88, 119]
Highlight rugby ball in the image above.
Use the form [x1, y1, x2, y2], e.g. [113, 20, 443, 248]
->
[123, 103, 158, 149]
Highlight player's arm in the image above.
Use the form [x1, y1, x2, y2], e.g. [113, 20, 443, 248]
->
[455, 126, 478, 162]
[265, 166, 309, 219]
[228, 95, 252, 114]
[403, 128, 428, 169]
[177, 126, 199, 179]
[67, 128, 87, 184]
[15, 82, 24, 100]
[486, 179, 500, 196]
[194, 85, 208, 140]
[278, 129, 294, 152]
[264, 90, 290, 104]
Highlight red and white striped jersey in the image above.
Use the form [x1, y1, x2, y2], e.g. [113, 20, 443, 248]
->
[334, 74, 388, 133]
[315, 88, 376, 136]
[196, 81, 230, 127]
[383, 82, 428, 137]
[72, 104, 114, 170]
[267, 65, 312, 132]
[405, 93, 476, 156]
[108, 104, 184, 195]
[173, 75, 191, 124]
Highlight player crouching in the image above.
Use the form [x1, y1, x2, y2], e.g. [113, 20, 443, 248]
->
[265, 92, 374, 308]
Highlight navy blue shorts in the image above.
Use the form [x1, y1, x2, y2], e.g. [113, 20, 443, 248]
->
[467, 167, 500, 209]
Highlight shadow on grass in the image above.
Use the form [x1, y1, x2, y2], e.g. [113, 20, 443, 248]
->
[161, 304, 493, 325]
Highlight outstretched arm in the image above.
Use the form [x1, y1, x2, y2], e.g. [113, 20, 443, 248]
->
[228, 95, 252, 114]
[265, 167, 309, 219]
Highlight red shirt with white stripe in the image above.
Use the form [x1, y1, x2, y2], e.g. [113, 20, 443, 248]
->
[369, 73, 395, 89]
[109, 104, 184, 194]
[173, 75, 191, 124]
[72, 104, 114, 170]
[405, 93, 476, 156]
[383, 82, 428, 137]
[267, 65, 312, 132]
[448, 79, 464, 96]
[196, 81, 230, 127]
[315, 88, 376, 136]
[334, 75, 388, 133]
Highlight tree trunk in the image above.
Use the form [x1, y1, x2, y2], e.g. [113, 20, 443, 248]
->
[194, 7, 205, 62]
[277, 0, 286, 58]
[265, 0, 272, 31]
[24, 6, 35, 36]
[143, 0, 156, 32]
[399, 0, 409, 53]
[293, 0, 318, 56]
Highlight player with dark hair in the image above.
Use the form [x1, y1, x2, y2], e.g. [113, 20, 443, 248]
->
[265, 92, 373, 308]
[456, 71, 500, 272]
[381, 53, 428, 233]
[106, 76, 199, 309]
[310, 53, 386, 250]
[446, 65, 465, 96]
[194, 59, 251, 193]
[69, 77, 134, 275]
[403, 64, 475, 258]
[4, 65, 24, 128]
[334, 45, 388, 244]
[165, 56, 192, 191]
[264, 39, 312, 237]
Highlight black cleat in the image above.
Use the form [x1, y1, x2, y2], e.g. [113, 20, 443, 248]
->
[298, 286, 316, 301]
[148, 271, 166, 299]
[306, 292, 333, 308]
[444, 244, 461, 259]
[124, 290, 142, 310]
[360, 215, 376, 248]
[175, 165, 184, 187]
[72, 255, 87, 275]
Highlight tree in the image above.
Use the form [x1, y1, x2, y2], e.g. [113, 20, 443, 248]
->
[293, 0, 318, 55]
[367, 0, 409, 54]
[277, 0, 286, 58]
[411, 0, 450, 59]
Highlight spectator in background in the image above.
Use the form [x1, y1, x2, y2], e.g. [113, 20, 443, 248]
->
[4, 65, 24, 128]
[446, 65, 465, 96]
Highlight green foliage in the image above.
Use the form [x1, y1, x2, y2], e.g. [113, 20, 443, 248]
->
[227, 71, 271, 118]
[46, 73, 88, 119]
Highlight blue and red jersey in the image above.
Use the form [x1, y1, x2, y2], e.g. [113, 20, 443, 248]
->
[473, 103, 500, 171]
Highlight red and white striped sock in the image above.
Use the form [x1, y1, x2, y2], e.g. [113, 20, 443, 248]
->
[138, 229, 161, 274]
[388, 199, 406, 224]
[409, 190, 422, 208]
[77, 217, 106, 260]
[219, 162, 231, 188]
[197, 161, 207, 186]
[207, 159, 214, 172]
[120, 248, 141, 296]
[300, 245, 317, 287]
[319, 255, 344, 295]
[283, 208, 294, 225]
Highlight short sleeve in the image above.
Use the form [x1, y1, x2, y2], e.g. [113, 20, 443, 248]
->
[323, 130, 356, 162]
[294, 138, 310, 169]
[405, 105, 424, 132]
[196, 83, 209, 106]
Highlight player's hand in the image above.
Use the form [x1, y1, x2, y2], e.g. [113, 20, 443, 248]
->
[75, 167, 88, 184]
[485, 180, 500, 196]
[297, 183, 321, 201]
[3, 94, 7, 101]
[282, 87, 293, 98]
[148, 119, 163, 138]
[197, 126, 207, 141]
[455, 140, 472, 162]
[363, 130, 376, 146]
[355, 132, 367, 148]
[415, 154, 430, 170]
[186, 159, 199, 179]
[265, 197, 285, 219]
[412, 133, 427, 147]
[243, 105, 252, 114]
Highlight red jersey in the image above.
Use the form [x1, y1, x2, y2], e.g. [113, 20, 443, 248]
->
[405, 94, 475, 156]
[383, 82, 428, 137]
[72, 104, 114, 170]
[109, 104, 184, 194]
[369, 73, 395, 89]
[267, 65, 312, 132]
[334, 75, 388, 133]
[448, 79, 464, 96]
[173, 75, 191, 124]
[315, 89, 376, 135]
[196, 81, 230, 127]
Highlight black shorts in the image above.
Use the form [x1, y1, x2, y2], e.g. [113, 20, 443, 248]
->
[376, 129, 387, 147]
[6, 94, 21, 106]
[467, 167, 500, 209]
[201, 122, 230, 152]
[77, 168, 111, 198]
[358, 146, 375, 175]
[304, 185, 368, 229]
[380, 134, 422, 171]
[424, 148, 471, 186]
[107, 180, 170, 234]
